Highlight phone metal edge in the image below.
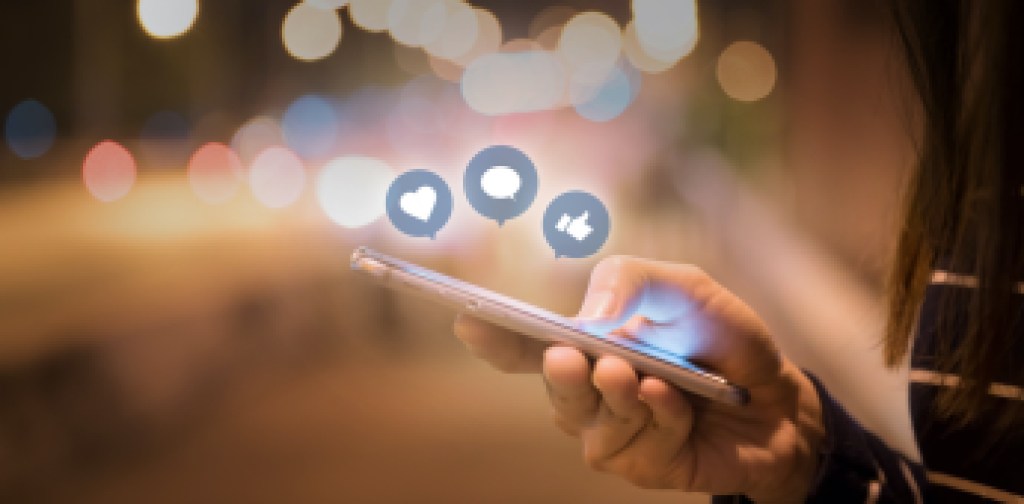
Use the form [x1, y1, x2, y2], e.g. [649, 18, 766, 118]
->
[351, 247, 749, 407]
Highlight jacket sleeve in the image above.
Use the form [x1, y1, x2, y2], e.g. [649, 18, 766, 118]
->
[712, 373, 927, 503]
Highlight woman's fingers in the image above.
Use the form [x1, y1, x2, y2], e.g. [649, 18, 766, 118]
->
[639, 377, 695, 441]
[580, 356, 651, 465]
[542, 346, 599, 427]
[595, 377, 698, 490]
[453, 313, 546, 373]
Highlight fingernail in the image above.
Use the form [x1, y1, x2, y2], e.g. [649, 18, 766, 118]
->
[577, 291, 617, 321]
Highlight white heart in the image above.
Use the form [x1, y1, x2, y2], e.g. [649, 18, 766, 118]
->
[399, 185, 437, 222]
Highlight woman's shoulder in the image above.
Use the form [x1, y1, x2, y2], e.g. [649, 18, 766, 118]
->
[908, 270, 1024, 501]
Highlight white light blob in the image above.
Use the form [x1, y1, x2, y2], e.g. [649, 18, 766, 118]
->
[622, 21, 677, 73]
[282, 2, 343, 62]
[452, 7, 502, 66]
[424, 0, 478, 61]
[557, 12, 622, 85]
[461, 51, 566, 115]
[348, 0, 393, 32]
[631, 0, 698, 63]
[231, 116, 284, 166]
[388, 0, 446, 47]
[137, 0, 199, 39]
[306, 0, 347, 8]
[249, 146, 307, 208]
[316, 156, 394, 228]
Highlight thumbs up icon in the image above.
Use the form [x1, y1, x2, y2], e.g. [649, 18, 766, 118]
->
[555, 211, 593, 241]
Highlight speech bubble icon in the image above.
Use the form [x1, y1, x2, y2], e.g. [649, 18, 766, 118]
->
[464, 145, 538, 225]
[543, 191, 610, 258]
[480, 165, 520, 200]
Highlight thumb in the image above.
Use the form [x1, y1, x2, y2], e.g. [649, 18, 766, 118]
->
[573, 256, 781, 387]
[576, 256, 705, 325]
[574, 256, 664, 333]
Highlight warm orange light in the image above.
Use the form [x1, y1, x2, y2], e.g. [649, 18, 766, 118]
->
[716, 41, 777, 102]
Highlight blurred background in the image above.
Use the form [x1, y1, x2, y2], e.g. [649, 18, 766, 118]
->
[1, 0, 918, 502]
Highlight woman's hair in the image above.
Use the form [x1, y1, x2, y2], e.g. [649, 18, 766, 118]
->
[887, 0, 1024, 431]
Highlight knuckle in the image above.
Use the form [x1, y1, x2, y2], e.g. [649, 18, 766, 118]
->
[584, 456, 605, 472]
[552, 413, 581, 437]
[582, 448, 607, 472]
[592, 255, 635, 280]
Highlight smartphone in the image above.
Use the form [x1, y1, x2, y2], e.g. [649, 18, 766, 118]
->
[350, 247, 749, 406]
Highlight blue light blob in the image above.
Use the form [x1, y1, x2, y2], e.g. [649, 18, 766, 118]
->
[282, 94, 339, 159]
[573, 66, 641, 123]
[5, 99, 56, 159]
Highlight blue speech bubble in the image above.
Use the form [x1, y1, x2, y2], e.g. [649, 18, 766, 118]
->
[543, 191, 610, 258]
[464, 145, 538, 225]
[386, 169, 453, 239]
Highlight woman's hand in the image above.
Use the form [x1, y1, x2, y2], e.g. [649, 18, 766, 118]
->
[454, 256, 824, 503]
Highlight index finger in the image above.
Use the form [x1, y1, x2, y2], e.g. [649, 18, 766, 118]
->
[454, 313, 547, 373]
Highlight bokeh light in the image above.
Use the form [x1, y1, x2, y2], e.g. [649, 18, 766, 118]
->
[452, 7, 502, 66]
[249, 146, 306, 208]
[716, 40, 777, 102]
[427, 54, 463, 82]
[424, 0, 477, 61]
[348, 0, 393, 32]
[281, 94, 339, 159]
[388, 0, 446, 48]
[461, 50, 565, 116]
[622, 21, 676, 74]
[557, 12, 622, 85]
[187, 142, 243, 204]
[572, 65, 639, 122]
[631, 0, 698, 65]
[82, 140, 137, 202]
[230, 115, 284, 166]
[136, 0, 199, 39]
[307, 0, 348, 8]
[528, 6, 576, 40]
[386, 75, 458, 159]
[316, 156, 394, 228]
[4, 99, 56, 159]
[282, 2, 343, 62]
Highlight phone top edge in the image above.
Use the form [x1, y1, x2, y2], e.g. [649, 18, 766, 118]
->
[350, 246, 749, 407]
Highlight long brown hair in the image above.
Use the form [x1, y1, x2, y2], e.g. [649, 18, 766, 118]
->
[887, 0, 1024, 431]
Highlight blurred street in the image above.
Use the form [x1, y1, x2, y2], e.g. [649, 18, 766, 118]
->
[1, 0, 917, 501]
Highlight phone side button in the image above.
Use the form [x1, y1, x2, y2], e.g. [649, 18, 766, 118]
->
[465, 300, 482, 311]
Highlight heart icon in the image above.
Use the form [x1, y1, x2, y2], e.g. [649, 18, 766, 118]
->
[399, 185, 437, 222]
